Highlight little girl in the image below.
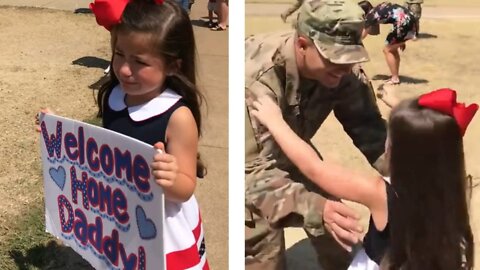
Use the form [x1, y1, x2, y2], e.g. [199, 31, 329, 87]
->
[40, 0, 209, 269]
[250, 89, 477, 269]
[93, 0, 209, 268]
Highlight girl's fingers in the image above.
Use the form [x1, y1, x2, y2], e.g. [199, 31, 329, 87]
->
[153, 153, 176, 163]
[40, 108, 54, 115]
[155, 178, 175, 188]
[152, 170, 176, 181]
[153, 142, 165, 152]
[151, 161, 177, 171]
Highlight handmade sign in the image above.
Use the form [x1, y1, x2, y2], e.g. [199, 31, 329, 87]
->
[39, 113, 165, 270]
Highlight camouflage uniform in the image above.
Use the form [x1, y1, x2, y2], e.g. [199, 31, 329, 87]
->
[404, 0, 423, 34]
[280, 0, 304, 22]
[245, 1, 387, 269]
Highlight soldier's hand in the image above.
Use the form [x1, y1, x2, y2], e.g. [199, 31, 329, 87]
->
[376, 83, 400, 108]
[250, 95, 283, 128]
[323, 199, 362, 252]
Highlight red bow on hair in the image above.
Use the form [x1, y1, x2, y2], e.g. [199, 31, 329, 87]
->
[418, 88, 478, 136]
[89, 0, 164, 31]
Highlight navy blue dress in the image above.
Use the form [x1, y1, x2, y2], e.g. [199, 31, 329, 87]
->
[363, 181, 395, 264]
[102, 85, 185, 146]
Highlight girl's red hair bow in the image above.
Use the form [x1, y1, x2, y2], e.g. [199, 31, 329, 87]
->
[418, 88, 478, 136]
[89, 0, 164, 31]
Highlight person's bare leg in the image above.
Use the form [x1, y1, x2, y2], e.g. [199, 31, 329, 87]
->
[383, 43, 403, 83]
[217, 0, 228, 29]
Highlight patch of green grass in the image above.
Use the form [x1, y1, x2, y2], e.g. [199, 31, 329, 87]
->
[0, 200, 92, 270]
[0, 199, 54, 270]
[0, 113, 102, 270]
[0, 114, 102, 269]
[82, 113, 102, 127]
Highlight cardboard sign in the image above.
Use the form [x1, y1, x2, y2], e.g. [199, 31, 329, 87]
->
[39, 114, 165, 270]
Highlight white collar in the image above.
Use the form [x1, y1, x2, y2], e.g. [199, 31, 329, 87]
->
[108, 85, 182, 122]
[383, 176, 391, 184]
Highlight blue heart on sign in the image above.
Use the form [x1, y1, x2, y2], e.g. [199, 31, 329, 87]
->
[49, 166, 66, 191]
[136, 206, 157, 240]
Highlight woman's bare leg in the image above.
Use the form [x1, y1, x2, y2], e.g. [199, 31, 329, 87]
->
[383, 42, 404, 83]
[217, 0, 228, 29]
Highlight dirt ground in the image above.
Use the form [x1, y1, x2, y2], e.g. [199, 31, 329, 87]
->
[0, 2, 228, 269]
[246, 4, 480, 270]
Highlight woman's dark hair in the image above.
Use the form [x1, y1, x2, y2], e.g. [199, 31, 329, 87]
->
[97, 0, 206, 177]
[381, 99, 474, 269]
[358, 0, 373, 15]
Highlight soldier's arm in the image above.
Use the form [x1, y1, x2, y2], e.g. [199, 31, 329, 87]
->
[245, 80, 329, 232]
[333, 67, 388, 172]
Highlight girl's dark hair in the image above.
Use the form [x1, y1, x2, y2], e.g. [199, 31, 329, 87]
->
[358, 0, 373, 15]
[97, 0, 206, 178]
[382, 99, 474, 270]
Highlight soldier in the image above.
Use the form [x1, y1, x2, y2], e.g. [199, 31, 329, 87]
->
[245, 0, 388, 269]
[404, 0, 423, 35]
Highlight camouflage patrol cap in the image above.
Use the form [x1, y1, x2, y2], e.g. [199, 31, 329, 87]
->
[296, 0, 369, 64]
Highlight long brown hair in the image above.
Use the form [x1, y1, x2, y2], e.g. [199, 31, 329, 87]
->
[97, 0, 206, 177]
[382, 99, 474, 269]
